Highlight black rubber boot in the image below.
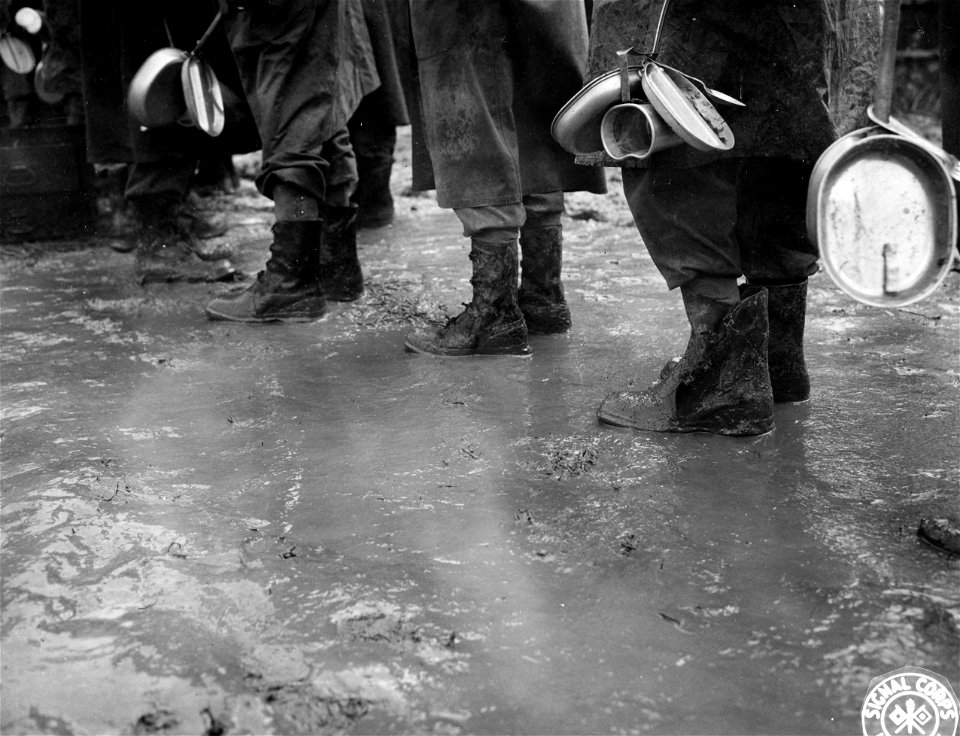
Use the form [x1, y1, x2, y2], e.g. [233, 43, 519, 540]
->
[404, 239, 531, 357]
[319, 205, 364, 301]
[133, 201, 236, 284]
[597, 285, 774, 436]
[204, 221, 326, 323]
[353, 157, 395, 229]
[518, 225, 572, 334]
[762, 280, 810, 403]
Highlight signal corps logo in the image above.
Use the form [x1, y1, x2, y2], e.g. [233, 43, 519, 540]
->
[861, 667, 959, 736]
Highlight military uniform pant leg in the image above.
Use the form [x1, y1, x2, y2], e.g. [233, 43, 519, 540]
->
[622, 162, 743, 305]
[734, 158, 819, 285]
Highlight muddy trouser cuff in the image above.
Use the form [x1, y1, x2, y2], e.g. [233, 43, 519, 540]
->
[257, 152, 330, 204]
[454, 204, 523, 244]
[522, 191, 564, 229]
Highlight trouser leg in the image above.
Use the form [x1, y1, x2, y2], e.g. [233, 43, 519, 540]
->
[735, 158, 818, 286]
[316, 128, 363, 300]
[735, 158, 817, 403]
[621, 162, 742, 305]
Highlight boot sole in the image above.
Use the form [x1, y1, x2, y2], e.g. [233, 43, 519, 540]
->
[597, 407, 774, 436]
[204, 307, 327, 324]
[403, 338, 532, 358]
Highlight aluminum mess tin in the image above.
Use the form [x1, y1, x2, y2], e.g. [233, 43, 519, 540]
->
[182, 55, 225, 137]
[552, 66, 644, 155]
[808, 128, 957, 308]
[640, 62, 734, 152]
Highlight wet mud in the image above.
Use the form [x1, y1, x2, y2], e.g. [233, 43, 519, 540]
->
[1, 135, 959, 735]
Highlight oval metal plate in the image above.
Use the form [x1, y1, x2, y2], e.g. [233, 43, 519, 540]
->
[182, 56, 225, 138]
[0, 34, 36, 74]
[128, 48, 188, 128]
[551, 66, 644, 155]
[814, 133, 956, 307]
[641, 63, 734, 152]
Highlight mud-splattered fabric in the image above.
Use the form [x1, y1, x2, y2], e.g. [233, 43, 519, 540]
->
[579, 0, 881, 168]
[407, 0, 606, 208]
[225, 0, 380, 200]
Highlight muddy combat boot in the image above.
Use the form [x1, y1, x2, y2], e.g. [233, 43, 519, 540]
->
[760, 280, 810, 403]
[204, 221, 326, 323]
[134, 213, 236, 285]
[404, 239, 531, 357]
[319, 205, 363, 301]
[597, 285, 774, 436]
[353, 158, 395, 229]
[518, 225, 572, 334]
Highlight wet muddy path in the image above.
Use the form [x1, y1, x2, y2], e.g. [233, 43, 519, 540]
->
[2, 144, 959, 734]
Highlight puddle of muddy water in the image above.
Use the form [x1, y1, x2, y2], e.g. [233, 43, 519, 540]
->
[1, 174, 958, 735]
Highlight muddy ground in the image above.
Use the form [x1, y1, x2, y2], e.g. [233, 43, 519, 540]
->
[2, 130, 959, 735]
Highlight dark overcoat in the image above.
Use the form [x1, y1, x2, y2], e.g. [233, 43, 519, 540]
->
[582, 0, 880, 168]
[407, 0, 606, 207]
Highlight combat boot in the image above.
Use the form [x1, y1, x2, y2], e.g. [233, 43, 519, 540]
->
[760, 280, 810, 403]
[597, 285, 774, 436]
[319, 204, 364, 301]
[204, 221, 326, 323]
[134, 208, 236, 285]
[518, 225, 572, 334]
[404, 239, 531, 357]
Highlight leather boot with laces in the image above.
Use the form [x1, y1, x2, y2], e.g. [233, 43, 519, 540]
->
[204, 221, 326, 323]
[404, 239, 531, 357]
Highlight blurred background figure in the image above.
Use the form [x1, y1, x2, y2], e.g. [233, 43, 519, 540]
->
[78, 0, 260, 283]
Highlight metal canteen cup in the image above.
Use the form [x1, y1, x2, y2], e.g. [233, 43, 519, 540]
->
[127, 47, 189, 128]
[600, 102, 683, 160]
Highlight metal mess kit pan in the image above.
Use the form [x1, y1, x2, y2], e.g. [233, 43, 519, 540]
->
[551, 0, 740, 158]
[127, 12, 225, 137]
[808, 0, 956, 308]
[809, 127, 956, 307]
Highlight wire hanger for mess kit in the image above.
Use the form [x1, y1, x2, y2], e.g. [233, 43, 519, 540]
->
[616, 0, 672, 102]
[162, 10, 223, 55]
